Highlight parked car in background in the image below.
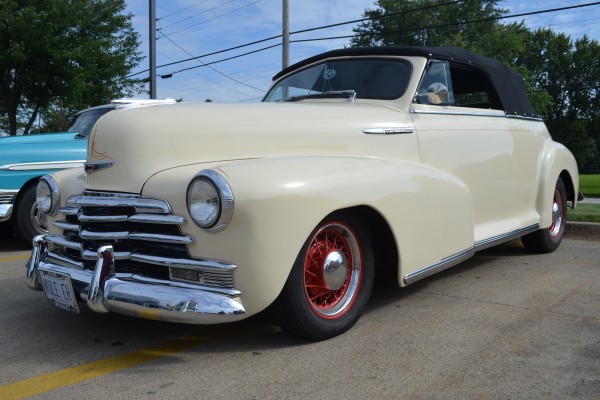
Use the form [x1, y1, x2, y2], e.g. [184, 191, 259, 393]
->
[0, 99, 175, 243]
[26, 47, 579, 340]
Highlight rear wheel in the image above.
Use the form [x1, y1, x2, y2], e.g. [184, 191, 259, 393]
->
[276, 213, 374, 341]
[11, 184, 48, 244]
[521, 178, 567, 253]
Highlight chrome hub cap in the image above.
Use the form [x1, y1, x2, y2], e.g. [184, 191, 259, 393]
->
[322, 250, 348, 290]
[549, 188, 564, 238]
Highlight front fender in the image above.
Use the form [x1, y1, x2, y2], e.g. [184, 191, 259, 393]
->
[142, 156, 475, 315]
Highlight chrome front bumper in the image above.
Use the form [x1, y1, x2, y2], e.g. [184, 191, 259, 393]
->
[0, 189, 18, 222]
[25, 235, 246, 324]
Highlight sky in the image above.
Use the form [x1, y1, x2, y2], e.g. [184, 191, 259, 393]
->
[124, 0, 600, 103]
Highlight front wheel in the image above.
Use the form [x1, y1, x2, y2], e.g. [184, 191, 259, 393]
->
[11, 184, 48, 244]
[521, 178, 567, 253]
[275, 213, 374, 341]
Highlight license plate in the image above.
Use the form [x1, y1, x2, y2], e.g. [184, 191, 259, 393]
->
[40, 270, 80, 314]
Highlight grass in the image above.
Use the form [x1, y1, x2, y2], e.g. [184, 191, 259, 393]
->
[580, 174, 600, 197]
[570, 204, 600, 223]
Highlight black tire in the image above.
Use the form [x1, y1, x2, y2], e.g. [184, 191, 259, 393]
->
[275, 213, 375, 341]
[521, 178, 567, 253]
[11, 184, 48, 244]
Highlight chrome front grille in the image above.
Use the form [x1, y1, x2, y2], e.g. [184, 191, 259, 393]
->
[48, 190, 236, 290]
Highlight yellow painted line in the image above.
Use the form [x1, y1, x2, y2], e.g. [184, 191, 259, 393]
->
[0, 254, 29, 262]
[0, 334, 219, 400]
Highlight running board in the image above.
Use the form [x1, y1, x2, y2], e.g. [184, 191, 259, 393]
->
[474, 224, 539, 251]
[403, 224, 539, 285]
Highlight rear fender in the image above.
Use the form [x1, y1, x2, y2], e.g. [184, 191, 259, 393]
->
[535, 141, 579, 228]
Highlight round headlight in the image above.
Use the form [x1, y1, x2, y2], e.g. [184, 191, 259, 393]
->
[36, 175, 60, 216]
[186, 170, 234, 232]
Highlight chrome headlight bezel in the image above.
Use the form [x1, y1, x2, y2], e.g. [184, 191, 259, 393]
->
[186, 170, 234, 232]
[36, 174, 60, 216]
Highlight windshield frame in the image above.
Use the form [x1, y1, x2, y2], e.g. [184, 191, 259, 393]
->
[263, 57, 413, 103]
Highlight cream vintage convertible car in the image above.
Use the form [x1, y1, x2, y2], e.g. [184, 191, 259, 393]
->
[26, 47, 579, 340]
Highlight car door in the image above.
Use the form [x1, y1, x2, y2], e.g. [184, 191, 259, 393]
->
[411, 60, 544, 243]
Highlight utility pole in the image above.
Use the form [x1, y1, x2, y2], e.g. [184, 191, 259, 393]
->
[282, 0, 289, 69]
[149, 0, 157, 99]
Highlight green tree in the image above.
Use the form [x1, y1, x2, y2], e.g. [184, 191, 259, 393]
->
[351, 0, 508, 48]
[519, 30, 600, 172]
[0, 0, 142, 135]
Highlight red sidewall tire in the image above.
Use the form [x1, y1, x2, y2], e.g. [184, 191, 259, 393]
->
[276, 213, 375, 341]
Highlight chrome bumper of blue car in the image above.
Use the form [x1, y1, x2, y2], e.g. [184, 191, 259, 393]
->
[26, 235, 246, 324]
[0, 190, 17, 222]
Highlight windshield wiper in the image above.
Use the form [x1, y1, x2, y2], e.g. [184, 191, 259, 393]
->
[280, 90, 356, 103]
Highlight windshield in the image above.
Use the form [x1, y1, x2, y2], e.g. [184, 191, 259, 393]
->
[67, 107, 114, 137]
[264, 58, 411, 102]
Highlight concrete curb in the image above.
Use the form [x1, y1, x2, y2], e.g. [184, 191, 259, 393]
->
[566, 221, 600, 241]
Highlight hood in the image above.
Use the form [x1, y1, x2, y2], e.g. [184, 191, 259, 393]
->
[86, 102, 416, 193]
[0, 132, 87, 166]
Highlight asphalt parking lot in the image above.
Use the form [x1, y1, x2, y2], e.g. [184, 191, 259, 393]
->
[0, 225, 598, 399]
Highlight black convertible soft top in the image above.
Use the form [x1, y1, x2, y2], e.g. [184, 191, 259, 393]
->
[273, 46, 539, 118]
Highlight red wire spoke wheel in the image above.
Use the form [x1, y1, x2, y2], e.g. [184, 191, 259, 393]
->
[276, 213, 374, 341]
[303, 222, 362, 319]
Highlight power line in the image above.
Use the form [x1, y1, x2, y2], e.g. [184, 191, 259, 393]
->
[158, 0, 238, 31]
[129, 1, 600, 80]
[290, 2, 600, 43]
[159, 32, 265, 92]
[161, 0, 264, 37]
[157, 0, 211, 21]
[127, 0, 465, 78]
[172, 43, 282, 75]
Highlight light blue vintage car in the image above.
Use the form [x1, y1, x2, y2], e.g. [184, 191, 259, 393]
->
[0, 99, 175, 243]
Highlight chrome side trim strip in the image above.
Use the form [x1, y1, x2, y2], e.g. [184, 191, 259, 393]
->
[404, 224, 541, 285]
[0, 160, 85, 171]
[411, 108, 543, 121]
[403, 247, 475, 285]
[363, 127, 413, 135]
[474, 224, 539, 251]
[411, 109, 506, 118]
[505, 114, 544, 122]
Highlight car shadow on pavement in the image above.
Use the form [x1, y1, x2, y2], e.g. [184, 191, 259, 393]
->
[0, 232, 31, 252]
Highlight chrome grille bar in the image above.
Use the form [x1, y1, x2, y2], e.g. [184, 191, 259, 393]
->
[46, 234, 83, 251]
[130, 253, 235, 271]
[66, 194, 171, 214]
